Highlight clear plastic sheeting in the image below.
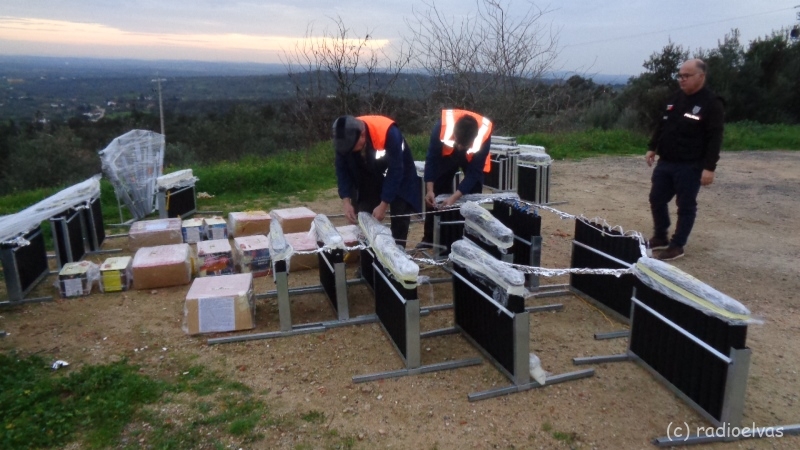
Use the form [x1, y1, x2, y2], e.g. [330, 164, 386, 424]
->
[633, 257, 760, 325]
[156, 169, 198, 190]
[518, 144, 546, 153]
[358, 212, 391, 246]
[518, 151, 552, 165]
[460, 201, 513, 251]
[99, 129, 165, 220]
[312, 214, 344, 250]
[0, 174, 101, 245]
[434, 192, 520, 208]
[372, 233, 419, 289]
[268, 218, 293, 263]
[450, 239, 526, 296]
[489, 144, 520, 154]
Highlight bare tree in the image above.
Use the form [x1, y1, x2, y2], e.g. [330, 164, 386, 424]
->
[407, 0, 560, 133]
[281, 16, 412, 147]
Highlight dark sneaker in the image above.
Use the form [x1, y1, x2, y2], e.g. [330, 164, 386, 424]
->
[414, 241, 433, 250]
[647, 237, 669, 250]
[656, 245, 684, 261]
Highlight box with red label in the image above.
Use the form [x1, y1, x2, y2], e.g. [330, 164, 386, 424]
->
[196, 239, 235, 276]
[232, 235, 271, 277]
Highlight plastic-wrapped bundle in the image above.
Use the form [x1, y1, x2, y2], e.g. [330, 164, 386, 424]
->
[460, 201, 513, 251]
[373, 234, 418, 289]
[312, 214, 344, 250]
[518, 151, 552, 165]
[518, 144, 546, 153]
[358, 212, 391, 246]
[156, 169, 198, 190]
[0, 174, 101, 245]
[489, 143, 520, 154]
[99, 129, 165, 220]
[434, 192, 519, 208]
[633, 256, 759, 324]
[268, 218, 293, 262]
[450, 239, 526, 296]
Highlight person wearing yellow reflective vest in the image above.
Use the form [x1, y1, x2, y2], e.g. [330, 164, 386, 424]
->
[419, 109, 493, 246]
[332, 115, 421, 247]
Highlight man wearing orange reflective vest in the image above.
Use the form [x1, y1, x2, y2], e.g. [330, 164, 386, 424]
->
[332, 115, 421, 247]
[419, 109, 493, 246]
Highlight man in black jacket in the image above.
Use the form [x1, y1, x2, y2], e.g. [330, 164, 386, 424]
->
[646, 59, 724, 261]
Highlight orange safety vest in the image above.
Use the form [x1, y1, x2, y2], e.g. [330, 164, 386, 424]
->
[439, 109, 493, 173]
[357, 115, 398, 160]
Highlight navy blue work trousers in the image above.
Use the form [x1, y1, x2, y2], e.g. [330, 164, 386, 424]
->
[649, 160, 703, 248]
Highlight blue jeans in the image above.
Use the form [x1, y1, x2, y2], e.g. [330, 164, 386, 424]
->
[649, 160, 703, 248]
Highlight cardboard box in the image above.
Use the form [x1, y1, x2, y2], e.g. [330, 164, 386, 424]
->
[132, 244, 193, 290]
[271, 207, 316, 234]
[336, 224, 361, 264]
[203, 217, 228, 241]
[100, 256, 132, 292]
[284, 231, 318, 271]
[58, 261, 97, 297]
[181, 218, 205, 244]
[183, 273, 255, 335]
[196, 239, 235, 276]
[129, 218, 183, 251]
[233, 235, 271, 277]
[228, 211, 271, 237]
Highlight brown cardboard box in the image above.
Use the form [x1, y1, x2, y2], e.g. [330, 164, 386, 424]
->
[196, 239, 234, 276]
[227, 211, 270, 237]
[336, 224, 361, 264]
[271, 207, 316, 234]
[232, 235, 271, 277]
[183, 273, 255, 335]
[129, 218, 183, 251]
[284, 231, 318, 271]
[132, 244, 193, 290]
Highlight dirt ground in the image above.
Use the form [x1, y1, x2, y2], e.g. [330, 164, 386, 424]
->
[2, 151, 800, 449]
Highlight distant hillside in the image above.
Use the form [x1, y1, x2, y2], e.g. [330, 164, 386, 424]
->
[0, 55, 288, 78]
[0, 55, 630, 122]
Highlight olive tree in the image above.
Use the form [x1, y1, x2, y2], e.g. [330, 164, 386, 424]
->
[406, 0, 561, 133]
[281, 16, 412, 145]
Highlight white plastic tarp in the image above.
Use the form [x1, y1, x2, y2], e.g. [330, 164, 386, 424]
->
[98, 129, 164, 220]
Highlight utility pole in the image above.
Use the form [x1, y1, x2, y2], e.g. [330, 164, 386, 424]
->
[152, 73, 166, 136]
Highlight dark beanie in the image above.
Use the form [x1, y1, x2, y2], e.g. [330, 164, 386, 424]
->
[332, 115, 363, 155]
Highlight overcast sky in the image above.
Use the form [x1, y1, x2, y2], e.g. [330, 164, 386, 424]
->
[1, 1, 798, 77]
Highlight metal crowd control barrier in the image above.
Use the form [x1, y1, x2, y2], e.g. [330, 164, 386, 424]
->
[574, 281, 800, 445]
[432, 207, 463, 259]
[208, 248, 375, 345]
[569, 219, 641, 323]
[352, 257, 482, 383]
[448, 262, 593, 401]
[485, 145, 519, 192]
[49, 208, 87, 271]
[157, 184, 197, 219]
[1, 226, 53, 306]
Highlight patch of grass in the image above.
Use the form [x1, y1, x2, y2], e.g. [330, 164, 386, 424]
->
[301, 410, 326, 424]
[721, 121, 800, 151]
[552, 430, 577, 444]
[0, 352, 165, 450]
[541, 422, 553, 432]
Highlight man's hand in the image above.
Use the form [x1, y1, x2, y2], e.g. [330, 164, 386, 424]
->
[646, 150, 656, 167]
[372, 201, 389, 222]
[701, 169, 715, 186]
[425, 190, 436, 208]
[342, 199, 356, 224]
[441, 193, 460, 208]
